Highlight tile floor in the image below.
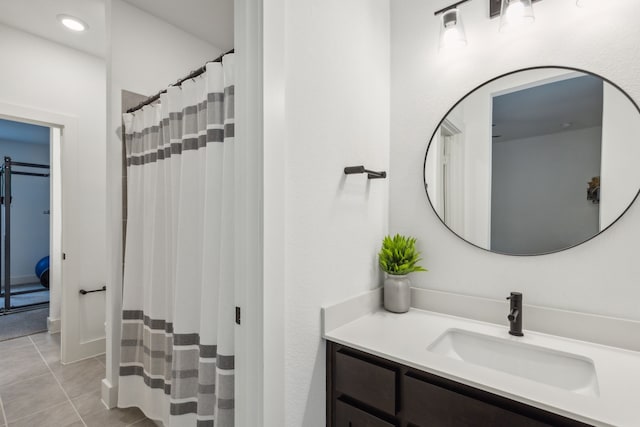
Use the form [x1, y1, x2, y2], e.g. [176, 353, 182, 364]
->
[0, 332, 159, 427]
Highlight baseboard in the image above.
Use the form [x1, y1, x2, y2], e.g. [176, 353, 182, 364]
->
[101, 378, 118, 409]
[61, 337, 106, 364]
[47, 317, 61, 333]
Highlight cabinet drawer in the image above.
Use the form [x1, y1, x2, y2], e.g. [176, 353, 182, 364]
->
[334, 351, 397, 415]
[405, 375, 549, 427]
[335, 399, 395, 427]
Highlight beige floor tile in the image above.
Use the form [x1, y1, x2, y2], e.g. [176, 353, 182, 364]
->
[0, 345, 49, 386]
[9, 401, 83, 427]
[29, 332, 61, 365]
[81, 406, 145, 427]
[70, 389, 105, 418]
[38, 347, 61, 365]
[0, 337, 32, 354]
[94, 354, 106, 367]
[0, 373, 67, 422]
[50, 358, 105, 398]
[1, 396, 7, 426]
[29, 332, 60, 352]
[128, 417, 162, 427]
[71, 390, 150, 426]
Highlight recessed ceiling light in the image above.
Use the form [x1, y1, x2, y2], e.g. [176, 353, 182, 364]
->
[57, 14, 88, 32]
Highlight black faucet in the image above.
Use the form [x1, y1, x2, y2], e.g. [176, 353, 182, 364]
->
[506, 292, 523, 336]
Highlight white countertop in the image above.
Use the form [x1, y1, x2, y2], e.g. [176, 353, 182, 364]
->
[323, 307, 640, 426]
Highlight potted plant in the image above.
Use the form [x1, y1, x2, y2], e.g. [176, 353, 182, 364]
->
[378, 234, 427, 313]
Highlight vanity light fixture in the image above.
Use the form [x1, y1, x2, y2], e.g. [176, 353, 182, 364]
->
[57, 14, 88, 32]
[435, 0, 470, 50]
[499, 0, 535, 32]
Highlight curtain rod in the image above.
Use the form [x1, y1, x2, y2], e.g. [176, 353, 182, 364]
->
[126, 48, 234, 114]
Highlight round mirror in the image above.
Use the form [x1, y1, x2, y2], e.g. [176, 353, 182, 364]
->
[423, 67, 640, 255]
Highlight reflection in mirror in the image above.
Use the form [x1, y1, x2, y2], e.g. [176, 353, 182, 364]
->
[424, 67, 640, 255]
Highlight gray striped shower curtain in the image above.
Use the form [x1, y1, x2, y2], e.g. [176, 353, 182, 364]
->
[118, 55, 235, 427]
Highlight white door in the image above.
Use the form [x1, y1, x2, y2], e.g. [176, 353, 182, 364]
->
[437, 120, 465, 234]
[56, 124, 106, 364]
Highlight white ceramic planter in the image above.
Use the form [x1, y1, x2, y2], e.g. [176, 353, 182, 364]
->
[384, 274, 411, 313]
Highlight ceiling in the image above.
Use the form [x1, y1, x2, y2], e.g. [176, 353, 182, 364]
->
[0, 0, 233, 58]
[493, 75, 604, 143]
[0, 0, 106, 57]
[0, 119, 50, 145]
[123, 0, 234, 50]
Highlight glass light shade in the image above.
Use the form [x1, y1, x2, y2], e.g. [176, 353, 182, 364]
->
[499, 0, 535, 32]
[439, 9, 467, 50]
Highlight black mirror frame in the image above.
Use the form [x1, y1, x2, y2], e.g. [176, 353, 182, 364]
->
[422, 65, 640, 256]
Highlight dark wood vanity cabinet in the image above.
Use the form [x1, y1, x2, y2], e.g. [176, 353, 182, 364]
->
[326, 341, 592, 427]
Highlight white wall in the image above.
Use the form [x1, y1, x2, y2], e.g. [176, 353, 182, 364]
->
[0, 140, 50, 283]
[261, 1, 390, 425]
[600, 81, 640, 229]
[104, 0, 223, 406]
[491, 127, 601, 254]
[390, 0, 640, 319]
[0, 24, 106, 333]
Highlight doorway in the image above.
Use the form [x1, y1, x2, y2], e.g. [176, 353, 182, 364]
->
[0, 120, 51, 313]
[0, 117, 60, 341]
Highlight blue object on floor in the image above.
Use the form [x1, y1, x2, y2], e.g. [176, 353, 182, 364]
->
[34, 256, 49, 288]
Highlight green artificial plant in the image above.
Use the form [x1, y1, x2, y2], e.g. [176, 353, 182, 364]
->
[378, 234, 427, 276]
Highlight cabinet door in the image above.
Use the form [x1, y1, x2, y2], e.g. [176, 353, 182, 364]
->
[335, 400, 395, 427]
[404, 375, 550, 427]
[334, 351, 397, 415]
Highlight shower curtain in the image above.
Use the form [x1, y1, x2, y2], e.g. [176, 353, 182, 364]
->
[118, 55, 235, 427]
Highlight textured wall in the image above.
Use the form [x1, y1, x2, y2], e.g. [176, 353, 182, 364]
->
[390, 0, 640, 319]
[272, 1, 391, 425]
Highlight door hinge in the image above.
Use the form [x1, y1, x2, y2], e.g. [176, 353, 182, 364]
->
[62, 253, 66, 260]
[235, 307, 241, 325]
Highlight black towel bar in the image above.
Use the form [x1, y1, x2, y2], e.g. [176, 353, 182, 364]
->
[344, 165, 387, 179]
[79, 285, 106, 295]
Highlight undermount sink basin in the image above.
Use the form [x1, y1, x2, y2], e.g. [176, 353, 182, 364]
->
[428, 329, 599, 397]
